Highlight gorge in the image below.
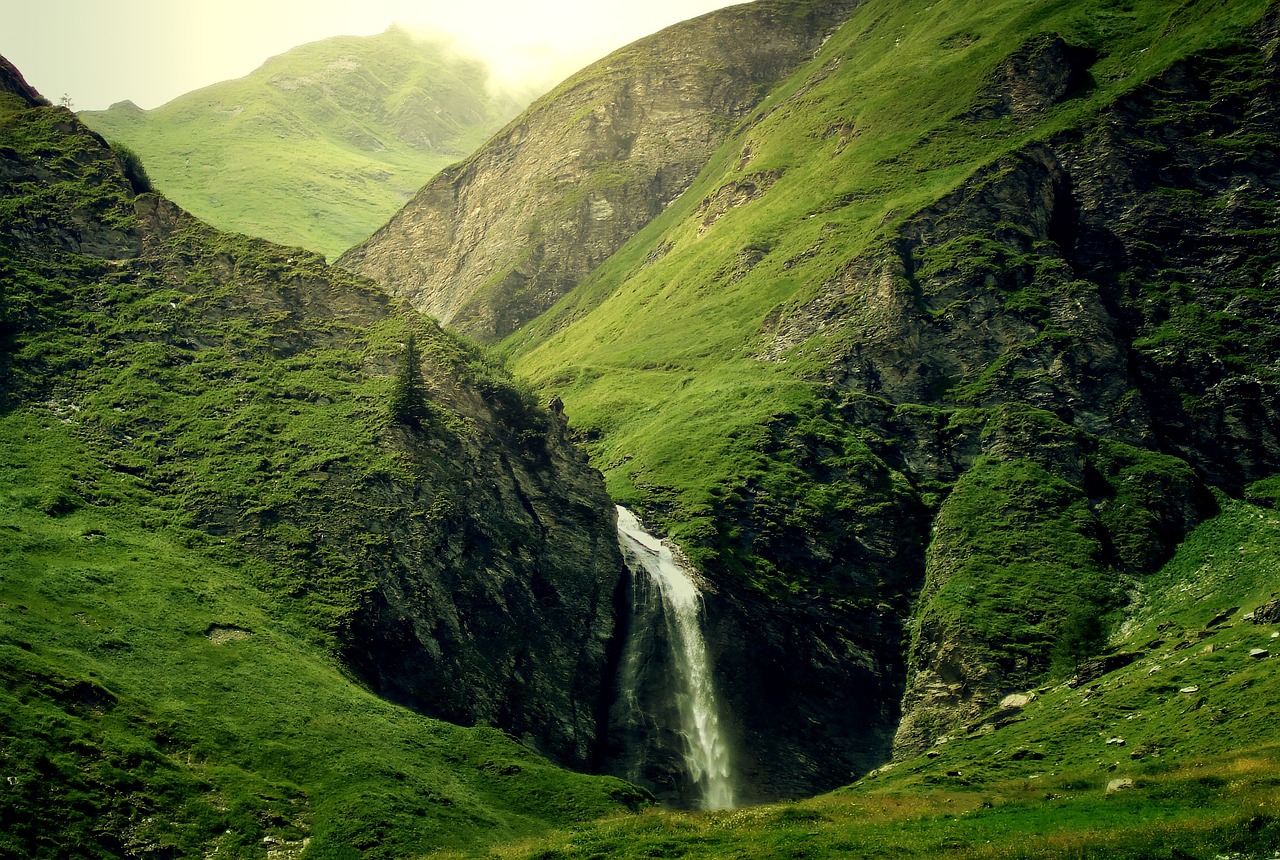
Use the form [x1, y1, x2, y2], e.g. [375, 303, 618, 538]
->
[2, 0, 1280, 855]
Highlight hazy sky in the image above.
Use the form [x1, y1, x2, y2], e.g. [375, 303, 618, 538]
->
[3, 0, 744, 111]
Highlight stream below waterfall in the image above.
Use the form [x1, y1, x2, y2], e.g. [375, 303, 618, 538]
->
[612, 506, 735, 810]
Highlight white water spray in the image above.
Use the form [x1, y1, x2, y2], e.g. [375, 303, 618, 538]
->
[615, 505, 735, 810]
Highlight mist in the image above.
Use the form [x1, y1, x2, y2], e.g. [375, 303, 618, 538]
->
[2, 0, 743, 113]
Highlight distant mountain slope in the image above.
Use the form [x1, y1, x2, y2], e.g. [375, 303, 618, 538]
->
[338, 0, 859, 341]
[491, 0, 1280, 798]
[80, 26, 527, 259]
[0, 61, 640, 858]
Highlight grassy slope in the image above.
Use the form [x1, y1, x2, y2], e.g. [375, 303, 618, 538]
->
[80, 27, 525, 260]
[428, 497, 1280, 859]
[0, 416, 636, 860]
[0, 90, 639, 858]
[502, 0, 1273, 564]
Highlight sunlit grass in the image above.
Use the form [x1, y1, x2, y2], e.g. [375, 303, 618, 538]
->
[80, 28, 525, 259]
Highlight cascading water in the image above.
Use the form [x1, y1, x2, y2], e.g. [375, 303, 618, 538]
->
[612, 505, 735, 810]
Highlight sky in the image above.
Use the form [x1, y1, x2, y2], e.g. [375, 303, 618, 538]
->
[2, 0, 744, 111]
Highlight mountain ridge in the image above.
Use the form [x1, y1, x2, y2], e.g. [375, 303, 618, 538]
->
[337, 0, 860, 341]
[79, 26, 527, 259]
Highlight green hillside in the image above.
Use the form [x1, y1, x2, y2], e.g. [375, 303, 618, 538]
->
[0, 70, 639, 858]
[80, 27, 526, 260]
[504, 0, 1276, 538]
[495, 0, 1280, 793]
[4, 0, 1280, 853]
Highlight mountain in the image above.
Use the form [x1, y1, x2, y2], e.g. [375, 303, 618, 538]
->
[0, 59, 643, 858]
[348, 0, 1280, 806]
[338, 0, 859, 341]
[79, 26, 527, 260]
[6, 0, 1280, 853]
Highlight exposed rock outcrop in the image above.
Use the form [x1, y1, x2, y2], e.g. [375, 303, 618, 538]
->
[338, 0, 859, 342]
[967, 34, 1095, 121]
[0, 55, 51, 107]
[1, 83, 625, 769]
[755, 21, 1280, 757]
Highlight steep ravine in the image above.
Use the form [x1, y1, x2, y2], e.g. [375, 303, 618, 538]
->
[473, 0, 1280, 800]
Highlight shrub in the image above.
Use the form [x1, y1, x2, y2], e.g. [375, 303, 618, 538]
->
[109, 141, 153, 194]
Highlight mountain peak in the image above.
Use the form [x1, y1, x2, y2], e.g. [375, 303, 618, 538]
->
[78, 30, 528, 259]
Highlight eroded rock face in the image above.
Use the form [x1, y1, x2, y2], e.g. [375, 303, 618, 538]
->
[701, 587, 908, 802]
[1, 92, 627, 770]
[335, 406, 623, 767]
[756, 22, 1280, 757]
[338, 0, 859, 342]
[967, 34, 1095, 121]
[147, 204, 627, 768]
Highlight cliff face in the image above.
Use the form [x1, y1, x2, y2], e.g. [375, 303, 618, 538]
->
[0, 79, 623, 769]
[337, 0, 859, 341]
[756, 14, 1280, 755]
[484, 0, 1280, 797]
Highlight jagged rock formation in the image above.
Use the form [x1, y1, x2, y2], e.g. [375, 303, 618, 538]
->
[0, 66, 623, 769]
[337, 0, 859, 341]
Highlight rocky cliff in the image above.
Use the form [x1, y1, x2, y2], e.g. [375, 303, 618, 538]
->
[337, 0, 859, 341]
[0, 69, 623, 770]
[764, 15, 1280, 755]
[482, 0, 1280, 798]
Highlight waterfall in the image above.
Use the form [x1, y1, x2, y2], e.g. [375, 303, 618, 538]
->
[614, 505, 735, 810]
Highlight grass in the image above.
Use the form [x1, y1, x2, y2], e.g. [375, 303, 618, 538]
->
[4, 0, 1279, 854]
[79, 27, 527, 259]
